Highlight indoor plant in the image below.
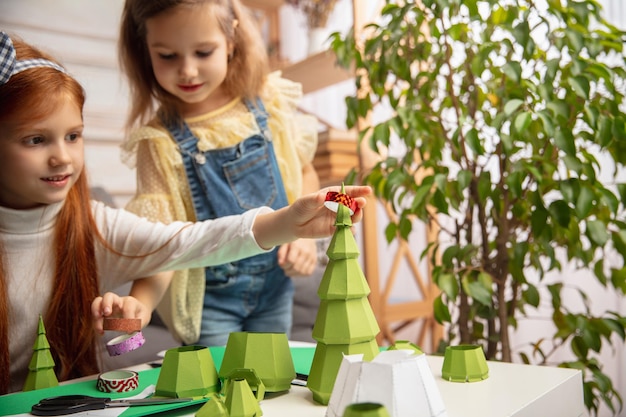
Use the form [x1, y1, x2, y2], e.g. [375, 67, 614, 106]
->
[330, 0, 626, 415]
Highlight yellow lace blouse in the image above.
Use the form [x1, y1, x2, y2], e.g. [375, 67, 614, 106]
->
[120, 72, 318, 343]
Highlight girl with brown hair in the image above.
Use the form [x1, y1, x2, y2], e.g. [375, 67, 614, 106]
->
[119, 0, 322, 347]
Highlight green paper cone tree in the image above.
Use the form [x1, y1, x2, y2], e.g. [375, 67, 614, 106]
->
[23, 315, 58, 391]
[307, 194, 380, 405]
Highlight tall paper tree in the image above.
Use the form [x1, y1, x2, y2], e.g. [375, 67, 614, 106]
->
[307, 196, 380, 405]
[23, 315, 58, 391]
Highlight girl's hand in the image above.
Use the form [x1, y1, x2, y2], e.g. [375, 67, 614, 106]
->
[91, 292, 151, 335]
[278, 238, 318, 277]
[253, 185, 372, 249]
[288, 185, 371, 239]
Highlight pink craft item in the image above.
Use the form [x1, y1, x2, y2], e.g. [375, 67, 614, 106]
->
[106, 331, 145, 356]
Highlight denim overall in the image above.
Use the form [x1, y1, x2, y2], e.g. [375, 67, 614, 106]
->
[167, 98, 294, 346]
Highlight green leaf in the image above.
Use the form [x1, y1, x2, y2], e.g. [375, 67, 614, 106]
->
[555, 130, 576, 156]
[504, 99, 524, 116]
[549, 200, 571, 228]
[503, 61, 522, 83]
[596, 115, 613, 147]
[610, 267, 626, 293]
[586, 220, 609, 246]
[568, 75, 590, 100]
[465, 128, 484, 155]
[547, 101, 569, 121]
[437, 273, 459, 299]
[537, 110, 555, 137]
[531, 206, 548, 236]
[466, 281, 493, 306]
[457, 170, 472, 193]
[523, 285, 540, 308]
[514, 111, 532, 133]
[433, 295, 451, 324]
[575, 186, 594, 218]
[373, 122, 391, 148]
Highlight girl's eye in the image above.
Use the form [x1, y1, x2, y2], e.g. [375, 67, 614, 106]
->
[158, 53, 176, 60]
[24, 136, 45, 146]
[66, 132, 81, 142]
[197, 50, 213, 58]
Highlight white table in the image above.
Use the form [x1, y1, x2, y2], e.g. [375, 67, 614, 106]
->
[129, 354, 584, 417]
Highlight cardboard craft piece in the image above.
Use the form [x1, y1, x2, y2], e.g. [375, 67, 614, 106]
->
[441, 344, 489, 382]
[223, 368, 266, 401]
[308, 201, 381, 405]
[307, 340, 379, 405]
[312, 298, 380, 344]
[326, 350, 448, 417]
[219, 332, 295, 392]
[156, 345, 220, 398]
[318, 259, 370, 300]
[23, 315, 58, 391]
[224, 378, 263, 417]
[387, 340, 423, 355]
[195, 396, 229, 417]
[326, 227, 361, 259]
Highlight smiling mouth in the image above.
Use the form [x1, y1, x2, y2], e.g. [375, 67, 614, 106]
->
[178, 84, 202, 92]
[42, 175, 70, 182]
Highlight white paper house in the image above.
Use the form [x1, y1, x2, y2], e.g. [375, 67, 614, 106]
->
[326, 350, 447, 417]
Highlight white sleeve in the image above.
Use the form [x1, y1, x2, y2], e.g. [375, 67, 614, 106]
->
[93, 201, 273, 290]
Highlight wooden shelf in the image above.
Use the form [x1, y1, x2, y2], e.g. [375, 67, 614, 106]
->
[313, 128, 358, 187]
[281, 51, 354, 95]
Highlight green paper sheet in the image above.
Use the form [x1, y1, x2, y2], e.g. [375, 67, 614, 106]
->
[0, 346, 319, 416]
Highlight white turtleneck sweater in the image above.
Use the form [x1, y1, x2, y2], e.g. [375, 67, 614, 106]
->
[1, 200, 270, 393]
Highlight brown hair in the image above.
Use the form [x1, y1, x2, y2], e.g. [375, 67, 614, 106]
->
[119, 0, 269, 128]
[0, 36, 100, 394]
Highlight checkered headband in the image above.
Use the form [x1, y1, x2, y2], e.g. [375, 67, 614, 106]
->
[0, 31, 66, 86]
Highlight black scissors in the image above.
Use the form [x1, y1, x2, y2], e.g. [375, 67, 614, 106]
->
[31, 394, 193, 416]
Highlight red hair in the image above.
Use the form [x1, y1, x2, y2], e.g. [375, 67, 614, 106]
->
[0, 36, 100, 393]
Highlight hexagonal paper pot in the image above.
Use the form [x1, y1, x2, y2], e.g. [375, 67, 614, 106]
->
[441, 344, 489, 382]
[155, 345, 220, 398]
[219, 332, 295, 392]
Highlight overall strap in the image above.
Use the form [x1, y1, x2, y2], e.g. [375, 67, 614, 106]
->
[166, 119, 214, 220]
[244, 97, 272, 141]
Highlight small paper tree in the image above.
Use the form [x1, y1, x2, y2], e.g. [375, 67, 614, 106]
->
[307, 195, 380, 405]
[23, 315, 58, 391]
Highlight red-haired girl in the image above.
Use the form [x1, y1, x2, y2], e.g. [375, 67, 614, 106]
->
[0, 31, 370, 394]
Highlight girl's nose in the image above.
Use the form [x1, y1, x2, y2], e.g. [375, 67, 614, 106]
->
[49, 143, 71, 166]
[179, 57, 198, 79]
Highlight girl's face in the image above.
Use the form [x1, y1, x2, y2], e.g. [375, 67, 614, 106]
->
[0, 97, 84, 209]
[146, 3, 233, 117]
